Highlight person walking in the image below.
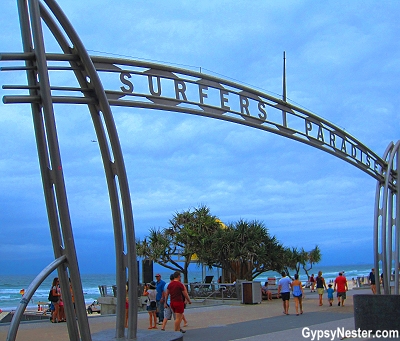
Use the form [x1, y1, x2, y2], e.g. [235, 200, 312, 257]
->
[291, 274, 304, 315]
[125, 281, 129, 328]
[69, 278, 75, 313]
[58, 285, 65, 322]
[164, 271, 191, 333]
[327, 283, 334, 306]
[161, 274, 188, 331]
[309, 274, 316, 292]
[144, 281, 158, 329]
[277, 271, 291, 315]
[368, 268, 376, 294]
[316, 271, 327, 306]
[50, 277, 61, 323]
[155, 274, 166, 325]
[334, 272, 348, 306]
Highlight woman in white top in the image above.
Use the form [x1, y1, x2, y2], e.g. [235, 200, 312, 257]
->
[143, 281, 157, 329]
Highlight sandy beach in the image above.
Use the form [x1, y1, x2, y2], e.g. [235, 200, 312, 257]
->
[0, 287, 374, 341]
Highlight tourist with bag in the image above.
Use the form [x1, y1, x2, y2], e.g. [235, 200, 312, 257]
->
[49, 277, 61, 323]
[143, 281, 157, 329]
[161, 274, 188, 331]
[164, 271, 191, 333]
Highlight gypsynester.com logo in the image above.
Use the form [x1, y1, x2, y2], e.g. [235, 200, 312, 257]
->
[302, 327, 399, 340]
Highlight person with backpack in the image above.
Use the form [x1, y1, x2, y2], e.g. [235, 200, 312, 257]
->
[143, 281, 157, 329]
[49, 277, 61, 323]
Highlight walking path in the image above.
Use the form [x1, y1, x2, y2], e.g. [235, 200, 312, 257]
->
[1, 288, 397, 340]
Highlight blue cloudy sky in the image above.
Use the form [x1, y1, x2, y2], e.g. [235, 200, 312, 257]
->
[0, 0, 399, 275]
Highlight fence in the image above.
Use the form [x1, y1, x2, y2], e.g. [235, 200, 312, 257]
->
[98, 282, 239, 302]
[188, 282, 238, 300]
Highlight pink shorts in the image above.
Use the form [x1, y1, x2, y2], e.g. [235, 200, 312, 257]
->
[170, 301, 184, 314]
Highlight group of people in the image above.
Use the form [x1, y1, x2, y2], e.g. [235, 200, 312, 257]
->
[125, 271, 191, 333]
[277, 272, 304, 315]
[49, 277, 64, 323]
[53, 270, 349, 331]
[277, 271, 349, 315]
[369, 265, 400, 294]
[49, 277, 74, 323]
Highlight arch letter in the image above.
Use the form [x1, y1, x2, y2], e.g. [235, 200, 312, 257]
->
[220, 89, 230, 111]
[148, 76, 162, 96]
[341, 138, 347, 153]
[351, 144, 357, 159]
[199, 84, 208, 104]
[317, 125, 324, 143]
[240, 95, 250, 115]
[174, 80, 187, 101]
[305, 119, 312, 136]
[120, 72, 133, 93]
[329, 131, 336, 148]
[258, 101, 267, 121]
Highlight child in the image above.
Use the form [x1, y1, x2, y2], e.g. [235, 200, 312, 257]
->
[327, 283, 334, 306]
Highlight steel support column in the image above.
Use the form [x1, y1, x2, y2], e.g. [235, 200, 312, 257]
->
[374, 141, 400, 295]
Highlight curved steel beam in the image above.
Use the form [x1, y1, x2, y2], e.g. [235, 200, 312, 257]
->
[2, 53, 388, 183]
[374, 142, 394, 295]
[7, 256, 67, 341]
[38, 3, 129, 339]
[91, 55, 387, 183]
[42, 0, 138, 338]
[14, 0, 83, 340]
[375, 141, 400, 295]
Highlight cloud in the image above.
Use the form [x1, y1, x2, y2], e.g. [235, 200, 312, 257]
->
[0, 0, 398, 273]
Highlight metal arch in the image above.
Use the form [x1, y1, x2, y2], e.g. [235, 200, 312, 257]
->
[373, 142, 393, 295]
[92, 56, 387, 183]
[0, 3, 399, 341]
[13, 0, 87, 340]
[40, 1, 138, 338]
[3, 0, 138, 340]
[374, 141, 400, 295]
[3, 53, 389, 184]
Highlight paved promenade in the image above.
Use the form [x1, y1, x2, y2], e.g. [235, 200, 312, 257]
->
[1, 288, 397, 340]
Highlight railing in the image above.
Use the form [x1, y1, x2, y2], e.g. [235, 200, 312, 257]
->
[188, 282, 238, 300]
[98, 284, 146, 298]
[98, 282, 239, 301]
[98, 285, 117, 297]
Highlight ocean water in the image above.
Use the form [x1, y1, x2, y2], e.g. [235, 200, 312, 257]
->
[0, 263, 373, 312]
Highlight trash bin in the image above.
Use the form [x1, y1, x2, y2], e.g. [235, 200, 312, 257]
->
[241, 281, 262, 304]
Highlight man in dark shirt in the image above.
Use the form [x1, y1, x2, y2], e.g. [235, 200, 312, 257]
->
[368, 268, 376, 294]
